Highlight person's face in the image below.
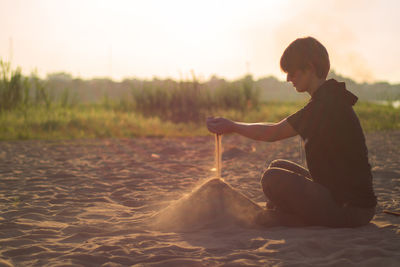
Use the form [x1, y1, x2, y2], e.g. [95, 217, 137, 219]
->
[286, 68, 313, 93]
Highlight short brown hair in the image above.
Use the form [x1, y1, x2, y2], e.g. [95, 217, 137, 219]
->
[280, 37, 330, 79]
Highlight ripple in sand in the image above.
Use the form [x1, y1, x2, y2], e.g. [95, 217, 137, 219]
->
[2, 245, 48, 257]
[59, 232, 94, 243]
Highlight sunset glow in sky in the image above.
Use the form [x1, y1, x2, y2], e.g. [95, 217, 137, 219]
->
[1, 0, 399, 83]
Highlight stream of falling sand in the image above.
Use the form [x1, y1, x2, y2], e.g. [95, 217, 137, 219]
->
[215, 134, 222, 178]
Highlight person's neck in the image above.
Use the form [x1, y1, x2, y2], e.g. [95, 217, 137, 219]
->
[308, 77, 326, 96]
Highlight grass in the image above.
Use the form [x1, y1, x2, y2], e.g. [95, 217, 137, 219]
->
[0, 101, 398, 140]
[0, 105, 201, 140]
[354, 102, 400, 132]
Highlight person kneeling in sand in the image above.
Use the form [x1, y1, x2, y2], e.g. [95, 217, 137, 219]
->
[206, 37, 377, 228]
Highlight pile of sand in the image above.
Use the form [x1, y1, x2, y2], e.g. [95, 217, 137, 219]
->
[150, 178, 264, 232]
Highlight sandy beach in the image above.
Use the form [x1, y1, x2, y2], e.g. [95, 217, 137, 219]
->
[0, 131, 399, 266]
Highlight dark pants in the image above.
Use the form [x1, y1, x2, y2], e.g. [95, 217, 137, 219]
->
[260, 159, 375, 227]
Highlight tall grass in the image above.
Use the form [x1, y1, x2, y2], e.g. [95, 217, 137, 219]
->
[0, 60, 27, 111]
[0, 59, 260, 123]
[0, 59, 77, 112]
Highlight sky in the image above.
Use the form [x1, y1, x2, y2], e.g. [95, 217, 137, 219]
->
[1, 0, 399, 83]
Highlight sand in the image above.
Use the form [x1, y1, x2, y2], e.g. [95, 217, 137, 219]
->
[0, 131, 399, 266]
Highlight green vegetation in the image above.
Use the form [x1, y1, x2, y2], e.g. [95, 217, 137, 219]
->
[0, 60, 399, 140]
[1, 101, 398, 140]
[354, 102, 400, 132]
[0, 60, 54, 111]
[131, 74, 260, 123]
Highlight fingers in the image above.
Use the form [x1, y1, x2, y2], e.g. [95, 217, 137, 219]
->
[206, 116, 217, 123]
[206, 117, 218, 133]
[206, 117, 225, 134]
[207, 122, 218, 134]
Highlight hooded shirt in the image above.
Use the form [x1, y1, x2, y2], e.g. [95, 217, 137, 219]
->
[287, 79, 377, 208]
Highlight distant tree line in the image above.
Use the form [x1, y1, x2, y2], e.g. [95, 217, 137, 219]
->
[44, 70, 400, 104]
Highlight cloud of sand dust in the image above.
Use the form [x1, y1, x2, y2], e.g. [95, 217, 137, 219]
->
[149, 178, 227, 232]
[149, 177, 263, 232]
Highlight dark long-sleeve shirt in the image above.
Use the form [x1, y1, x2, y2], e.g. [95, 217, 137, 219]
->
[287, 79, 377, 208]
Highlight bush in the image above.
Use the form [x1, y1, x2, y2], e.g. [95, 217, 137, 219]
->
[131, 75, 260, 123]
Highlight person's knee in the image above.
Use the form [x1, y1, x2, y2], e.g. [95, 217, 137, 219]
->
[261, 168, 283, 197]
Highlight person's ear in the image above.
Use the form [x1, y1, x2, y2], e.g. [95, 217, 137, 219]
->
[305, 63, 316, 75]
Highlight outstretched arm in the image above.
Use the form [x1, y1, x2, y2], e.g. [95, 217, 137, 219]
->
[206, 117, 297, 142]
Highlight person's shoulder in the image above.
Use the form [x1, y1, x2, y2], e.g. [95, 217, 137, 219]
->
[315, 79, 357, 106]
